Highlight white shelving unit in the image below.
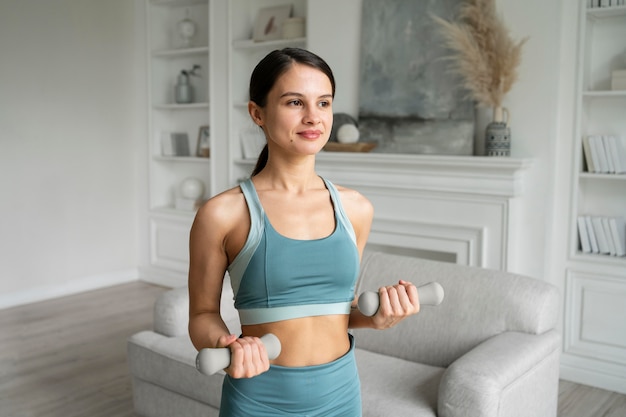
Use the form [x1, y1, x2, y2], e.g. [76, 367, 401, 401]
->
[571, 3, 626, 260]
[561, 1, 626, 393]
[143, 0, 212, 282]
[227, 0, 308, 185]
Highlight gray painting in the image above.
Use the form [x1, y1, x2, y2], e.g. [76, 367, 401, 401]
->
[358, 0, 474, 154]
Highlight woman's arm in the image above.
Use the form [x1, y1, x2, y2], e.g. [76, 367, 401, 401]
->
[188, 197, 234, 350]
[338, 186, 420, 330]
[188, 191, 271, 378]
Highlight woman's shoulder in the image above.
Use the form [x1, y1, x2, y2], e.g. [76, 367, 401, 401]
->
[194, 185, 247, 230]
[331, 182, 373, 219]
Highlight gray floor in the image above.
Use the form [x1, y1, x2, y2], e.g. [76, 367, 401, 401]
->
[0, 281, 624, 417]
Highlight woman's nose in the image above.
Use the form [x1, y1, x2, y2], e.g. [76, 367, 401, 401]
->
[303, 106, 321, 124]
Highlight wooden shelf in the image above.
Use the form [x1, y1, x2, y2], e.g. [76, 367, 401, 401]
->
[232, 37, 306, 50]
[151, 46, 209, 58]
[586, 5, 626, 19]
[152, 102, 209, 110]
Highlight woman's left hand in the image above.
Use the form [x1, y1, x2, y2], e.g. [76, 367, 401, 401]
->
[371, 280, 420, 329]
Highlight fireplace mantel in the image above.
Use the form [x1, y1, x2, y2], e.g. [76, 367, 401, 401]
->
[315, 153, 532, 197]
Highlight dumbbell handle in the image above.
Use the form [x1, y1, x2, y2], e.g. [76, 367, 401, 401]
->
[358, 282, 444, 317]
[195, 333, 281, 375]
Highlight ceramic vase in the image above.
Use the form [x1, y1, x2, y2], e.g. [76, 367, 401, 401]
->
[175, 73, 192, 104]
[485, 106, 511, 157]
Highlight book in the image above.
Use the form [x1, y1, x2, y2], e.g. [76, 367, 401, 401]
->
[609, 217, 626, 257]
[582, 136, 596, 173]
[601, 217, 616, 256]
[591, 216, 610, 254]
[590, 135, 609, 173]
[601, 136, 615, 173]
[577, 216, 592, 253]
[585, 216, 599, 253]
[608, 135, 626, 174]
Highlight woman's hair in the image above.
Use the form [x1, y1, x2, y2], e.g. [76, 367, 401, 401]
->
[249, 48, 335, 176]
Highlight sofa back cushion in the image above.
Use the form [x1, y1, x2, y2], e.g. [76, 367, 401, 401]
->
[351, 251, 559, 368]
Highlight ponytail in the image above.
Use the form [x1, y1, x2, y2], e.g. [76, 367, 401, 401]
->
[251, 144, 268, 176]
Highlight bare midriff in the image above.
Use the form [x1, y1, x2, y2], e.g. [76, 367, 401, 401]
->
[242, 314, 351, 367]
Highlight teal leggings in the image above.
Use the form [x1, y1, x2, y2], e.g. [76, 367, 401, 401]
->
[219, 334, 361, 416]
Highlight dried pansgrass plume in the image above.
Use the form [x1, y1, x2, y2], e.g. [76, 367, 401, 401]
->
[432, 0, 528, 109]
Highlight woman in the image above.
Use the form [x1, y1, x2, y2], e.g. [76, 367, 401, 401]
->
[188, 48, 420, 416]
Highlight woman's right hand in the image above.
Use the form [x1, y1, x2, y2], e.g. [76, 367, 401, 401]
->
[218, 334, 271, 378]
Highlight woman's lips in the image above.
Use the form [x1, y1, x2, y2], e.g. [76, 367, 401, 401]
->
[298, 130, 323, 140]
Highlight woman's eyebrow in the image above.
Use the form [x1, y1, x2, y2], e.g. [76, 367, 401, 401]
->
[280, 92, 333, 100]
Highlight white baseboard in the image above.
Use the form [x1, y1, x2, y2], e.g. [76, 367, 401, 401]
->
[560, 355, 626, 395]
[0, 268, 140, 310]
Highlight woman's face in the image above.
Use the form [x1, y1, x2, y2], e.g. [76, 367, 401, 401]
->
[251, 63, 334, 157]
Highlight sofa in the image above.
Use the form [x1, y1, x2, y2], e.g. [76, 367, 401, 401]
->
[128, 250, 561, 417]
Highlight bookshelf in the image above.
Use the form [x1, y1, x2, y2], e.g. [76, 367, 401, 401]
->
[572, 3, 626, 260]
[561, 0, 626, 394]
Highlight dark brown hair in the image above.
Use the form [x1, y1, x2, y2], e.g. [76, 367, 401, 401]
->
[249, 48, 335, 176]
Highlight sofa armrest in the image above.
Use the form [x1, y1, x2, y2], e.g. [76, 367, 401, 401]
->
[154, 287, 189, 337]
[438, 330, 560, 417]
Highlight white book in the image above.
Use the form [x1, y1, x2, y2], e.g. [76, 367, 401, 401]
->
[590, 135, 609, 173]
[601, 136, 615, 173]
[606, 136, 623, 174]
[577, 216, 592, 253]
[601, 217, 616, 256]
[609, 217, 626, 257]
[585, 216, 599, 253]
[582, 136, 596, 173]
[591, 216, 610, 254]
[611, 136, 626, 174]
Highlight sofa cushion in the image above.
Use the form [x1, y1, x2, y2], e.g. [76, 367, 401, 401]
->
[353, 251, 560, 368]
[128, 331, 225, 409]
[356, 347, 443, 417]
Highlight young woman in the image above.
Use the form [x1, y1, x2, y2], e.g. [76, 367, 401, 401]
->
[188, 48, 420, 416]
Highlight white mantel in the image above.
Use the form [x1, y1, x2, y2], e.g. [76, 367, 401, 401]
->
[310, 153, 533, 271]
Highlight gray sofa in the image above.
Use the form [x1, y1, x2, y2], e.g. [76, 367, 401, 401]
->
[128, 251, 561, 417]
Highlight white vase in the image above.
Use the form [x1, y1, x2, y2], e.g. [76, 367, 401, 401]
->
[485, 106, 511, 157]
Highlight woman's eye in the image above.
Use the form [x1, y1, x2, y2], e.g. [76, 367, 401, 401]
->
[287, 99, 302, 106]
[319, 100, 331, 108]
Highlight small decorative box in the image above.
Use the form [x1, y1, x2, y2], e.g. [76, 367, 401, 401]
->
[611, 69, 626, 91]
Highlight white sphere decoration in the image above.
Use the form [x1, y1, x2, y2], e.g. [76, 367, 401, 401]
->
[180, 177, 205, 200]
[336, 124, 360, 144]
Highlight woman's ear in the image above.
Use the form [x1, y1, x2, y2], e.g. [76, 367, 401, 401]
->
[248, 101, 264, 126]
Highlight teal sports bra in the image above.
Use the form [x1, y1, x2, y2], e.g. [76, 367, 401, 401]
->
[227, 177, 360, 325]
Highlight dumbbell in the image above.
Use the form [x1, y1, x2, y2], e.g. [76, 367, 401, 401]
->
[195, 333, 281, 375]
[358, 282, 444, 316]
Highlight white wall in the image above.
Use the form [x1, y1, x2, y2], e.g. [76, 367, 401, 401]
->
[0, 0, 565, 301]
[308, 0, 562, 281]
[0, 0, 142, 308]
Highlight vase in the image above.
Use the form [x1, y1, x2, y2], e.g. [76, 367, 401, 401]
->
[485, 107, 511, 157]
[175, 73, 193, 104]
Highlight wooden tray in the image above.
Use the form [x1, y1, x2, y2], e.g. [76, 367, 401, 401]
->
[323, 142, 377, 153]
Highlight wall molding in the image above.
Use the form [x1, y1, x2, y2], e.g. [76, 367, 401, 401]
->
[367, 217, 485, 267]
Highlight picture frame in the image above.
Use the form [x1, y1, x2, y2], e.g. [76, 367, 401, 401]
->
[252, 5, 292, 42]
[161, 132, 190, 157]
[240, 127, 266, 159]
[196, 125, 210, 158]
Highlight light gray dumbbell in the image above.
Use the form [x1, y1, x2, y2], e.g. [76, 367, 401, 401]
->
[195, 333, 281, 375]
[358, 282, 445, 316]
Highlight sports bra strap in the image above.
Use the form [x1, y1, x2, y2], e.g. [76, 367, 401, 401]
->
[227, 178, 263, 296]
